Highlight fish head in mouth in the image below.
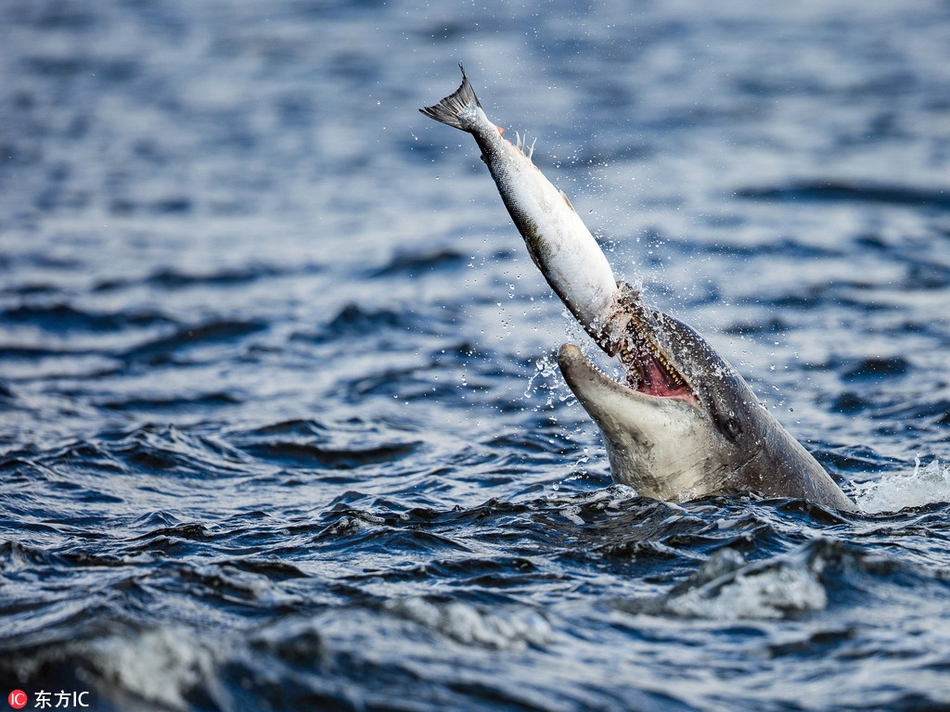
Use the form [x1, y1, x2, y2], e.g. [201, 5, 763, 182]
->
[558, 284, 766, 502]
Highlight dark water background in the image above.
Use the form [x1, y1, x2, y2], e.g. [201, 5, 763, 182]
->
[3, 1, 950, 710]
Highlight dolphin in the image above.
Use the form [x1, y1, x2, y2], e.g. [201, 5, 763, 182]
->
[421, 66, 856, 512]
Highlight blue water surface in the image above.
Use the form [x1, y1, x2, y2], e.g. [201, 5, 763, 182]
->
[2, 1, 950, 710]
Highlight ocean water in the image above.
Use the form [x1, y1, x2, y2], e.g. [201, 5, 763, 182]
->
[2, 0, 950, 709]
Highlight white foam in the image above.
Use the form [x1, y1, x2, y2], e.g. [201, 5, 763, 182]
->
[666, 563, 827, 620]
[663, 548, 828, 621]
[90, 627, 221, 710]
[854, 458, 950, 514]
[387, 597, 553, 650]
[559, 505, 586, 526]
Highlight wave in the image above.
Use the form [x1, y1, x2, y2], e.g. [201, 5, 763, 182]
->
[736, 181, 950, 212]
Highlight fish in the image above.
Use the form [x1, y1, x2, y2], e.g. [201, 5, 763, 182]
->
[421, 66, 856, 512]
[420, 65, 623, 345]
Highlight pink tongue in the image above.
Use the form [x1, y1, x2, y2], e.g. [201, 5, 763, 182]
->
[638, 356, 692, 398]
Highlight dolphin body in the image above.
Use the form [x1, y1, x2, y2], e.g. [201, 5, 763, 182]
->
[421, 67, 856, 512]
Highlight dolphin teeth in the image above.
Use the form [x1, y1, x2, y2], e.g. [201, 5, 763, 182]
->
[616, 314, 692, 398]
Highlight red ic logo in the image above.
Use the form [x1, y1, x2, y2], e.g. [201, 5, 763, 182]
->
[7, 690, 28, 710]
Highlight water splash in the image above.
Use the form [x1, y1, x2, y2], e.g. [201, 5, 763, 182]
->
[385, 598, 553, 650]
[659, 543, 830, 620]
[854, 458, 950, 514]
[523, 352, 561, 403]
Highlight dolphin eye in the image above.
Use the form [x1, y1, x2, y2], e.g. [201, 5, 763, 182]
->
[715, 411, 743, 442]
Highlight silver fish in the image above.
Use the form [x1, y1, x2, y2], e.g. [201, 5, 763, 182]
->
[421, 66, 623, 345]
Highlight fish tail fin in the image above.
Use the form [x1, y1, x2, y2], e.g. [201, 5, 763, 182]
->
[420, 64, 482, 132]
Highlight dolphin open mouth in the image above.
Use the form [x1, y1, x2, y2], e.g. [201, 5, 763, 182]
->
[613, 311, 696, 401]
[620, 338, 694, 399]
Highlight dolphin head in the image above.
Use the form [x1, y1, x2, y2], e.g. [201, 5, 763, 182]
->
[558, 284, 768, 502]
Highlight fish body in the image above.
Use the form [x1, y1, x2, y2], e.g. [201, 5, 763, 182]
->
[422, 67, 855, 512]
[421, 67, 621, 342]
